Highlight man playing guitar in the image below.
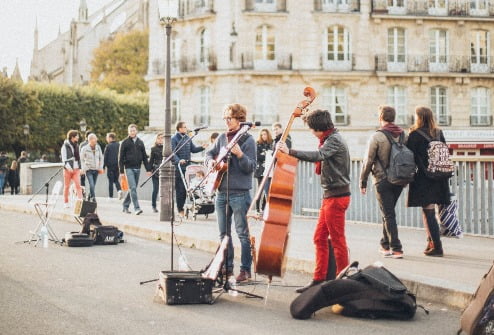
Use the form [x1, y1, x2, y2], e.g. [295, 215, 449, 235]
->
[205, 104, 256, 283]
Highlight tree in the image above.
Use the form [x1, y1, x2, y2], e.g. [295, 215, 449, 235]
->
[90, 30, 149, 94]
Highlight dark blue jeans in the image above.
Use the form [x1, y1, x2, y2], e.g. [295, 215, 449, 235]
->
[152, 176, 159, 209]
[175, 167, 187, 212]
[375, 179, 403, 252]
[216, 191, 252, 273]
[106, 167, 121, 197]
[85, 170, 99, 201]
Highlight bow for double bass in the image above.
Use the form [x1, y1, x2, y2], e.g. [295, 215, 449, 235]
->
[249, 87, 316, 281]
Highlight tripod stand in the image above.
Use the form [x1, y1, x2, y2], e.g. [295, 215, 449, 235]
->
[22, 166, 64, 246]
[140, 127, 206, 284]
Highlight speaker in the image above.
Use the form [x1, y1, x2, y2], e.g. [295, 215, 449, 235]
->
[74, 199, 97, 217]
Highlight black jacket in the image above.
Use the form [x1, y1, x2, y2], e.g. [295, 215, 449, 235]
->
[118, 136, 150, 173]
[149, 144, 163, 179]
[104, 141, 120, 169]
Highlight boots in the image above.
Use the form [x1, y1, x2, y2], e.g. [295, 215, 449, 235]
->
[424, 237, 434, 253]
[422, 208, 444, 257]
[424, 240, 443, 257]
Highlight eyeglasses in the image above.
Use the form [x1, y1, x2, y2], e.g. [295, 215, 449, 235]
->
[223, 117, 236, 122]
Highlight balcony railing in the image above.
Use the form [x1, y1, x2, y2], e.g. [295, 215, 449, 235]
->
[321, 53, 356, 71]
[470, 115, 493, 126]
[313, 0, 361, 13]
[376, 54, 494, 73]
[438, 114, 452, 126]
[179, 0, 215, 18]
[372, 0, 494, 16]
[240, 52, 293, 70]
[245, 0, 287, 12]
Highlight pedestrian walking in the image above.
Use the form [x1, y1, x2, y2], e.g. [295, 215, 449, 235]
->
[80, 133, 104, 202]
[103, 132, 122, 199]
[61, 130, 83, 208]
[254, 128, 273, 214]
[277, 109, 351, 293]
[360, 105, 406, 259]
[79, 130, 93, 195]
[172, 121, 206, 217]
[0, 151, 9, 194]
[149, 133, 164, 213]
[7, 160, 20, 195]
[205, 104, 256, 282]
[118, 124, 151, 215]
[407, 106, 451, 257]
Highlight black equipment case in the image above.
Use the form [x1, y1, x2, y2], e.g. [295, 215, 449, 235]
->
[157, 271, 213, 305]
[64, 232, 94, 247]
[90, 224, 120, 245]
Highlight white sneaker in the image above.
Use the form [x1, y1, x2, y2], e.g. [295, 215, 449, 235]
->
[63, 203, 70, 209]
[118, 190, 123, 200]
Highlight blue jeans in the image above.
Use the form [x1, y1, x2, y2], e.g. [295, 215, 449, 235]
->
[216, 191, 252, 273]
[0, 172, 5, 194]
[85, 170, 99, 201]
[123, 168, 141, 211]
[152, 176, 159, 209]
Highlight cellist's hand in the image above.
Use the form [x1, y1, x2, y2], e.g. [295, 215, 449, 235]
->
[277, 141, 289, 154]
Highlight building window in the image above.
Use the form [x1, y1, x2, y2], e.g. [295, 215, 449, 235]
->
[470, 0, 489, 16]
[470, 87, 491, 126]
[322, 0, 350, 12]
[387, 86, 407, 125]
[387, 27, 406, 72]
[254, 86, 278, 124]
[171, 88, 181, 125]
[470, 30, 489, 73]
[387, 0, 406, 14]
[254, 25, 276, 70]
[171, 32, 180, 73]
[430, 86, 450, 126]
[255, 0, 277, 11]
[429, 29, 448, 72]
[197, 86, 210, 125]
[323, 86, 348, 125]
[324, 26, 351, 71]
[198, 28, 210, 67]
[428, 0, 448, 15]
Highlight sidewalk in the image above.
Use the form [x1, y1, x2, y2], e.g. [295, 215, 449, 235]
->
[1, 194, 492, 309]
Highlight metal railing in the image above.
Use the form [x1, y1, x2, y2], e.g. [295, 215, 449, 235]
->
[376, 54, 494, 73]
[286, 158, 494, 237]
[313, 0, 361, 12]
[372, 0, 494, 17]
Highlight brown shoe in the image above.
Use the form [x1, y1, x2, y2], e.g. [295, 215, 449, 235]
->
[235, 270, 251, 282]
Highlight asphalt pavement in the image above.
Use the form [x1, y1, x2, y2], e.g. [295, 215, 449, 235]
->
[0, 193, 493, 310]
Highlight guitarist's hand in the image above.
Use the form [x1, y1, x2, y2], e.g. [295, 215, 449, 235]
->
[231, 144, 243, 158]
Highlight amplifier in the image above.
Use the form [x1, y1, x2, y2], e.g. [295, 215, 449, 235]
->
[158, 271, 214, 305]
[74, 199, 97, 217]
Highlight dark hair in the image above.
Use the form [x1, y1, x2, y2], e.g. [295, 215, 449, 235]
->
[225, 103, 247, 122]
[176, 121, 186, 131]
[84, 130, 93, 139]
[378, 105, 396, 123]
[410, 106, 439, 138]
[107, 132, 116, 140]
[66, 130, 79, 140]
[305, 109, 334, 132]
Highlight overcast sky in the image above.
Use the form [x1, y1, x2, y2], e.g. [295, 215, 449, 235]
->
[0, 0, 111, 81]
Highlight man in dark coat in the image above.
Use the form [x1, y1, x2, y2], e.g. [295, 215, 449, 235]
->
[104, 132, 122, 199]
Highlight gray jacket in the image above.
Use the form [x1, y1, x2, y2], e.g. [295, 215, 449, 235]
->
[359, 130, 408, 188]
[80, 144, 104, 172]
[289, 131, 351, 196]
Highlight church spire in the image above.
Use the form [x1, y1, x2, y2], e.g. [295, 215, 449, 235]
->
[78, 0, 88, 22]
[11, 58, 23, 82]
[34, 17, 39, 51]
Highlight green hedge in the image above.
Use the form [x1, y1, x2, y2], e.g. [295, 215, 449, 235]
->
[0, 78, 148, 157]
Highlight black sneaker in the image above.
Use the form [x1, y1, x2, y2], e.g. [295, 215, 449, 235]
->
[123, 208, 131, 214]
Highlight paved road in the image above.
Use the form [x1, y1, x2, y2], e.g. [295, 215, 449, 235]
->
[0, 210, 462, 335]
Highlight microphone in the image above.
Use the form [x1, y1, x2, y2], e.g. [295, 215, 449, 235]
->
[193, 125, 208, 132]
[239, 121, 261, 128]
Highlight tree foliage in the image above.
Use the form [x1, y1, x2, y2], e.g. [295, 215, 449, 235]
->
[90, 30, 149, 94]
[0, 78, 148, 157]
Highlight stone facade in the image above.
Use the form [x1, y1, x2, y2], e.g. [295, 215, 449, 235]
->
[30, 0, 149, 86]
[147, 0, 494, 157]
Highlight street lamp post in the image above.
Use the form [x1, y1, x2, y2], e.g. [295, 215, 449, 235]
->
[158, 1, 178, 222]
[79, 119, 87, 133]
[23, 124, 30, 152]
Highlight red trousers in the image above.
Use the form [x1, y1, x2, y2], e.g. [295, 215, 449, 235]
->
[313, 196, 350, 281]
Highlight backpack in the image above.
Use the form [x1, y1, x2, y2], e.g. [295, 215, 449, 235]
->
[416, 129, 455, 180]
[458, 262, 494, 335]
[376, 130, 416, 186]
[290, 262, 419, 320]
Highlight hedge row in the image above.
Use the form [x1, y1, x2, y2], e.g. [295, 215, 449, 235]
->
[0, 77, 148, 157]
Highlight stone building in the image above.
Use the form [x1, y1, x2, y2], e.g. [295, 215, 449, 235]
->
[147, 0, 493, 157]
[30, 0, 149, 86]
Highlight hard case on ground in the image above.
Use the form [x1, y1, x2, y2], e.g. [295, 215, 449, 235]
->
[64, 232, 94, 247]
[157, 271, 213, 305]
[90, 224, 120, 245]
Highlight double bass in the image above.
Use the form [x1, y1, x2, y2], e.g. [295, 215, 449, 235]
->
[252, 87, 316, 280]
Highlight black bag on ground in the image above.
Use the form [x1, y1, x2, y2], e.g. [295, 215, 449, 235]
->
[64, 232, 94, 247]
[81, 213, 102, 234]
[290, 263, 417, 320]
[90, 224, 120, 245]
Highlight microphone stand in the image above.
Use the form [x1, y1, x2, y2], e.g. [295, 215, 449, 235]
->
[139, 127, 205, 285]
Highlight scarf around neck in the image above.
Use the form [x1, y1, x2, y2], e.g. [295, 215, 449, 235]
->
[315, 128, 336, 175]
[226, 128, 240, 143]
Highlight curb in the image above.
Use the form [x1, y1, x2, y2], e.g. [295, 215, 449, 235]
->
[0, 201, 472, 309]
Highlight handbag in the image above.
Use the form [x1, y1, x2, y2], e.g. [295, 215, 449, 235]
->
[437, 195, 463, 238]
[120, 174, 129, 191]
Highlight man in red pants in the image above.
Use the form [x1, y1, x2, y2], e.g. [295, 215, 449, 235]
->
[277, 109, 351, 293]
